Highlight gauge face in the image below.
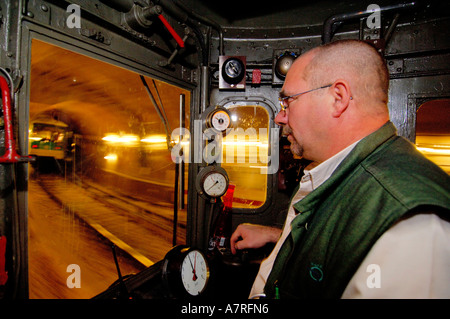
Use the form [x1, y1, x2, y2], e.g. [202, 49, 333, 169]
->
[195, 166, 229, 200]
[202, 172, 228, 197]
[210, 110, 231, 132]
[181, 250, 209, 296]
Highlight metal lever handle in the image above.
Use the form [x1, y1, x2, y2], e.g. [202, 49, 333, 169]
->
[0, 75, 34, 163]
[158, 14, 185, 48]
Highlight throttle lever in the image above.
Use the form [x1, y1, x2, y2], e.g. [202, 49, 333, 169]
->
[157, 14, 185, 48]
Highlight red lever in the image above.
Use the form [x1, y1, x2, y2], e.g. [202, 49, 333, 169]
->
[0, 236, 7, 286]
[157, 14, 185, 48]
[0, 75, 33, 163]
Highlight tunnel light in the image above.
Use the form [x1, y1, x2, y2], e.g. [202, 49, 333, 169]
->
[102, 134, 138, 144]
[416, 146, 450, 155]
[222, 141, 268, 147]
[102, 134, 120, 142]
[29, 136, 43, 141]
[104, 153, 118, 161]
[141, 135, 167, 144]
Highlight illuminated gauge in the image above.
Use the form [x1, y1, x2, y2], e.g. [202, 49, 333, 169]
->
[211, 110, 230, 131]
[196, 166, 229, 200]
[205, 107, 231, 134]
[162, 246, 210, 298]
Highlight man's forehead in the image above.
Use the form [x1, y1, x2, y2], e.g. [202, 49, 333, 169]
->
[281, 50, 319, 94]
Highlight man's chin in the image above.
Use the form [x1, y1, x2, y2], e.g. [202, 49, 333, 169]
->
[289, 142, 303, 158]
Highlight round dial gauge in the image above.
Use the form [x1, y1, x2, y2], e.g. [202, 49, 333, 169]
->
[196, 166, 230, 200]
[162, 246, 210, 298]
[181, 250, 209, 296]
[205, 107, 232, 134]
[210, 110, 230, 132]
[202, 171, 228, 197]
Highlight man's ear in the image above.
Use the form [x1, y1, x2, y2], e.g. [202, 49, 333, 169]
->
[331, 80, 352, 118]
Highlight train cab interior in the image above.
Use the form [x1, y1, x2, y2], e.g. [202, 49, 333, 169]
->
[0, 0, 449, 300]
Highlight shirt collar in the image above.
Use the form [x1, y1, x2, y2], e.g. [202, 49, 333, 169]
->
[303, 139, 360, 191]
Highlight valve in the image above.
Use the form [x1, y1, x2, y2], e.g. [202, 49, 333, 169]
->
[124, 4, 185, 48]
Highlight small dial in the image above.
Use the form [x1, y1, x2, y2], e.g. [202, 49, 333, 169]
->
[210, 110, 230, 132]
[180, 250, 209, 296]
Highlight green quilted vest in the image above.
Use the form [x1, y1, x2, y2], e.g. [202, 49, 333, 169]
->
[264, 121, 450, 298]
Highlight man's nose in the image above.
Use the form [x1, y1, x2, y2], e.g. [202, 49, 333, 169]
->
[275, 110, 288, 126]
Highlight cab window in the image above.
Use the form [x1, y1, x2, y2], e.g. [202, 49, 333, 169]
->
[28, 39, 190, 298]
[415, 99, 450, 174]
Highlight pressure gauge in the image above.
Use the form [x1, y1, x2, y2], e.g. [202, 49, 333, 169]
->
[205, 107, 231, 133]
[196, 166, 229, 200]
[202, 171, 228, 197]
[181, 249, 209, 296]
[162, 246, 210, 298]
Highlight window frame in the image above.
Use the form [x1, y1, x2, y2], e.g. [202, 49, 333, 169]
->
[217, 96, 279, 215]
[17, 21, 196, 298]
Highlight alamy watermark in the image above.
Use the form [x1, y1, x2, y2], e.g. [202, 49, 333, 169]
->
[64, 263, 381, 290]
[64, 3, 382, 176]
[66, 264, 81, 288]
[366, 263, 381, 289]
[366, 4, 381, 30]
[66, 4, 81, 29]
[170, 120, 279, 174]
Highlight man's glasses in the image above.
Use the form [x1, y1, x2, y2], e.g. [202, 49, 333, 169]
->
[278, 84, 332, 111]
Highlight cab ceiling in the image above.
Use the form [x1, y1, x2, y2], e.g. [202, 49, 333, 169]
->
[175, 0, 415, 28]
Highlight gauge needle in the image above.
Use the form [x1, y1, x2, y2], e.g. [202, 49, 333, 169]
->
[230, 62, 238, 73]
[193, 252, 197, 281]
[206, 181, 219, 192]
[188, 254, 197, 281]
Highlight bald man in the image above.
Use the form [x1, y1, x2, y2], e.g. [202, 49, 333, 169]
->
[231, 40, 450, 298]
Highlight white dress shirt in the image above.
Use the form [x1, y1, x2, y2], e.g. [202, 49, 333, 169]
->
[249, 141, 450, 299]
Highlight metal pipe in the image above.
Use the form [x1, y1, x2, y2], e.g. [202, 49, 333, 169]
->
[384, 13, 401, 44]
[178, 93, 185, 211]
[99, 0, 136, 12]
[173, 94, 185, 245]
[200, 66, 210, 112]
[172, 0, 225, 55]
[322, 2, 417, 44]
[139, 75, 173, 150]
[174, 1, 224, 55]
[173, 160, 179, 246]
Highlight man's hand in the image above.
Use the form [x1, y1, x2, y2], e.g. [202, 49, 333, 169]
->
[230, 223, 282, 254]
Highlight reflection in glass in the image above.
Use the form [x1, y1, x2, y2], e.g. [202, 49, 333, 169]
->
[28, 39, 190, 298]
[221, 105, 270, 209]
[415, 99, 450, 174]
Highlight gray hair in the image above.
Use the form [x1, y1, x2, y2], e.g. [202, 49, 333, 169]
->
[303, 40, 389, 106]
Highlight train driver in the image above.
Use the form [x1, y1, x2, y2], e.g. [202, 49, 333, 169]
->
[231, 39, 450, 299]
